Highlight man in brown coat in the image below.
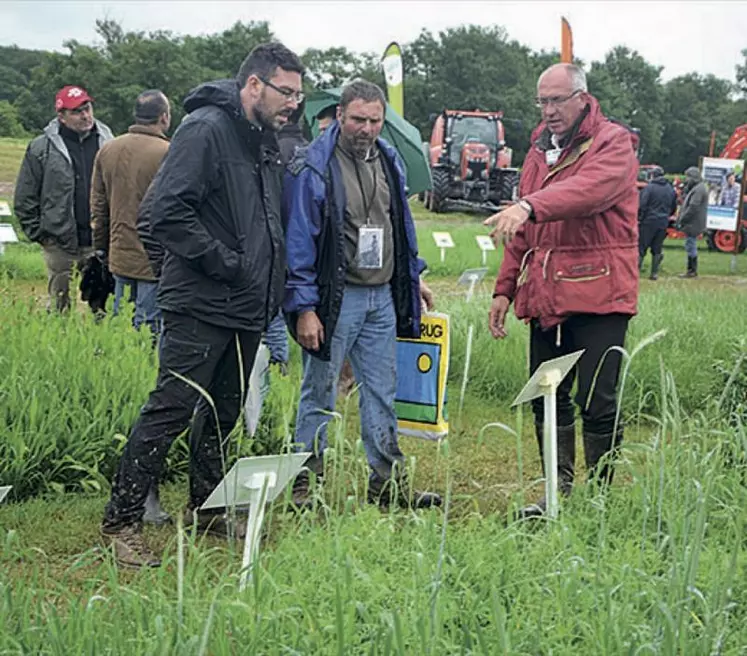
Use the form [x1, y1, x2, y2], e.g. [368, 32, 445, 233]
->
[91, 90, 171, 332]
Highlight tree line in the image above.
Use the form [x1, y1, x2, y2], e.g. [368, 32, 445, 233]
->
[1, 19, 746, 173]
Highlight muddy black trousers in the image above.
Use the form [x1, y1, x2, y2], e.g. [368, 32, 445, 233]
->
[103, 311, 261, 528]
[529, 313, 629, 435]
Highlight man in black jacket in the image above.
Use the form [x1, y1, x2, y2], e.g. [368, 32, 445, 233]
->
[101, 42, 305, 569]
[638, 166, 677, 280]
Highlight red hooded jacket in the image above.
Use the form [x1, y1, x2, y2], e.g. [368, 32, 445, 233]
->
[493, 98, 639, 330]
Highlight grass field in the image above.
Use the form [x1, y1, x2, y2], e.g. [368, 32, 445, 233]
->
[1, 140, 746, 652]
[2, 213, 747, 652]
[0, 137, 27, 191]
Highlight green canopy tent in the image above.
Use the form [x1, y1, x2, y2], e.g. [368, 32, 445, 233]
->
[303, 87, 432, 195]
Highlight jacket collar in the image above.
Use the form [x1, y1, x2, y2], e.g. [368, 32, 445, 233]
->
[44, 118, 114, 164]
[301, 120, 401, 179]
[128, 124, 169, 141]
[532, 95, 603, 152]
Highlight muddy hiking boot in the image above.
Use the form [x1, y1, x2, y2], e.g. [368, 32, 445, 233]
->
[289, 455, 324, 511]
[183, 507, 247, 540]
[100, 523, 161, 569]
[367, 471, 442, 510]
[142, 483, 172, 526]
[516, 423, 576, 521]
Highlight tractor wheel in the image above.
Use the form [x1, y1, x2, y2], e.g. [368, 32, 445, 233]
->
[430, 169, 451, 213]
[499, 171, 519, 202]
[712, 229, 746, 253]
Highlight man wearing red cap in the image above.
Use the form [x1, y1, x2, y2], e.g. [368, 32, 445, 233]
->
[15, 85, 114, 311]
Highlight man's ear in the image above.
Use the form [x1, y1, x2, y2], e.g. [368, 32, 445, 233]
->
[336, 105, 343, 121]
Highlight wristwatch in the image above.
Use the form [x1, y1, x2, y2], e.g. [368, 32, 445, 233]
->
[517, 199, 534, 219]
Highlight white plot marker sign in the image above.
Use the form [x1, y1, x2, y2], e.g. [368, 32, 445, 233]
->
[511, 350, 585, 519]
[0, 223, 18, 256]
[201, 453, 311, 592]
[0, 486, 11, 503]
[475, 235, 496, 266]
[432, 231, 455, 263]
[457, 267, 488, 302]
[0, 201, 11, 217]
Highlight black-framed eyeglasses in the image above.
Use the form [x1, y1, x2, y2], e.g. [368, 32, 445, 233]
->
[259, 77, 304, 103]
[535, 89, 582, 109]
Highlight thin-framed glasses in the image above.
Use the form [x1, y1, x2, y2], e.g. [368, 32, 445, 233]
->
[259, 77, 304, 103]
[535, 89, 581, 109]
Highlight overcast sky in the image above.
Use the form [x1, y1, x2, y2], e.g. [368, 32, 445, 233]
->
[1, 1, 746, 83]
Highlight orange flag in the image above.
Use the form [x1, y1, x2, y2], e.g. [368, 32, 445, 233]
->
[561, 17, 573, 63]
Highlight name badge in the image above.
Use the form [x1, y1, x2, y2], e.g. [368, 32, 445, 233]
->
[357, 226, 383, 269]
[545, 148, 562, 167]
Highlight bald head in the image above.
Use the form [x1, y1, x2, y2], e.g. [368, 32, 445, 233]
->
[536, 63, 589, 136]
[538, 64, 587, 93]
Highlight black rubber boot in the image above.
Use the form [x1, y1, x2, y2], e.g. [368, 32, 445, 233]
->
[638, 255, 645, 272]
[680, 256, 697, 278]
[289, 455, 324, 511]
[583, 428, 624, 487]
[516, 423, 576, 520]
[650, 254, 663, 280]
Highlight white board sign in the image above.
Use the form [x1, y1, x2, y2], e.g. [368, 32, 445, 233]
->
[700, 157, 745, 232]
[475, 235, 496, 251]
[432, 231, 455, 248]
[0, 223, 19, 243]
[0, 201, 11, 217]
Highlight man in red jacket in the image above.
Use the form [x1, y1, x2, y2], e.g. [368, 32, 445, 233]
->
[485, 63, 639, 518]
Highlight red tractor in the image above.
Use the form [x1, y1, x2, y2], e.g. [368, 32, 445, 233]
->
[422, 110, 519, 214]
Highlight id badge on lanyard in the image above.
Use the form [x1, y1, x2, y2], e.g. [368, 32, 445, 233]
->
[354, 157, 383, 270]
[357, 226, 384, 269]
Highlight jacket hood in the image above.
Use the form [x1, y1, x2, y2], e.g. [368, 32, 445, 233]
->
[650, 175, 670, 186]
[183, 79, 244, 119]
[685, 166, 702, 183]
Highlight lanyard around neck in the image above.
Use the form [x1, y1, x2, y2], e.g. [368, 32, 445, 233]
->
[352, 156, 378, 224]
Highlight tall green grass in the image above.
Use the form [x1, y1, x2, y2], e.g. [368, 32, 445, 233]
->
[0, 388, 745, 653]
[2, 279, 746, 501]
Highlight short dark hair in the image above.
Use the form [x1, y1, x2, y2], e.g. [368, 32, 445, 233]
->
[236, 42, 305, 87]
[339, 79, 386, 111]
[134, 90, 169, 125]
[316, 104, 338, 121]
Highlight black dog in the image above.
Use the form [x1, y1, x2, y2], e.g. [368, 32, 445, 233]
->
[79, 251, 115, 314]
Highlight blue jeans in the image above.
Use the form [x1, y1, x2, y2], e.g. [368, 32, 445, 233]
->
[264, 311, 289, 364]
[293, 284, 404, 479]
[685, 236, 698, 258]
[113, 275, 161, 333]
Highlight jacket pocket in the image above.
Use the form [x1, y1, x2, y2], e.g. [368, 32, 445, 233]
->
[548, 251, 614, 316]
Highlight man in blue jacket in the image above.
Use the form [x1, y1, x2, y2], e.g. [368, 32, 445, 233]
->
[283, 79, 441, 511]
[638, 166, 677, 280]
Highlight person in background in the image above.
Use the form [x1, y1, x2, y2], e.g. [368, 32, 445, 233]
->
[14, 85, 114, 311]
[90, 89, 171, 335]
[485, 63, 640, 518]
[638, 166, 677, 281]
[677, 166, 708, 279]
[316, 104, 337, 134]
[283, 79, 441, 511]
[100, 42, 305, 569]
[718, 171, 740, 208]
[264, 101, 309, 376]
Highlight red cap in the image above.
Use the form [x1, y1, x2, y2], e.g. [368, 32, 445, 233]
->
[55, 85, 94, 111]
